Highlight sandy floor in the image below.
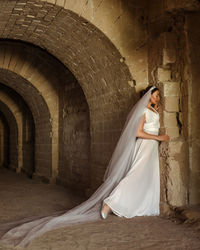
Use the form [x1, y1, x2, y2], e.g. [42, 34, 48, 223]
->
[0, 168, 199, 250]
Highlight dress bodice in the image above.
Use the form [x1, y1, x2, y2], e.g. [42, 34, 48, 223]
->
[143, 107, 160, 135]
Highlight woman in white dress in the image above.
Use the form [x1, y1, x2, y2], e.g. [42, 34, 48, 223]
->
[101, 86, 170, 219]
[0, 85, 170, 247]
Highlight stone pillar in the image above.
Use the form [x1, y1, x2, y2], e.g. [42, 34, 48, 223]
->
[149, 31, 189, 212]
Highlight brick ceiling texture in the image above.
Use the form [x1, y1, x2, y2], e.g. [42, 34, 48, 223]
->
[0, 0, 134, 109]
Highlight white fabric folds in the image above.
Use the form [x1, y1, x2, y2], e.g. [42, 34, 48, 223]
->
[0, 86, 156, 247]
[103, 107, 160, 217]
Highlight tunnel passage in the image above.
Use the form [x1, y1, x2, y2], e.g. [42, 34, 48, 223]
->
[0, 102, 18, 171]
[0, 0, 134, 191]
[0, 0, 199, 222]
[0, 40, 93, 193]
[0, 10, 134, 193]
[0, 83, 35, 176]
[0, 68, 52, 179]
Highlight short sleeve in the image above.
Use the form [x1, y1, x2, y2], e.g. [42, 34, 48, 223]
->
[143, 107, 148, 116]
[143, 107, 148, 114]
[143, 108, 148, 122]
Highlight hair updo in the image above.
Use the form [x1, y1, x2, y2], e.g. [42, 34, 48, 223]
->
[139, 85, 159, 98]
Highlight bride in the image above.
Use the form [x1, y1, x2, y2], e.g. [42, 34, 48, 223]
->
[0, 85, 170, 247]
[101, 85, 170, 219]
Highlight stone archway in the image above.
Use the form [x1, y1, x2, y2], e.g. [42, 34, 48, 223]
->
[0, 3, 134, 190]
[0, 93, 23, 172]
[0, 82, 35, 176]
[0, 68, 53, 179]
[0, 41, 92, 192]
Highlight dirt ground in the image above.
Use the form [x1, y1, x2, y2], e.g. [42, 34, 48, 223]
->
[0, 168, 199, 250]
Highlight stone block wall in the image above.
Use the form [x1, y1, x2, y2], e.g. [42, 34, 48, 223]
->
[148, 0, 200, 209]
[184, 12, 200, 204]
[58, 77, 90, 193]
[0, 1, 138, 191]
[0, 0, 199, 208]
[148, 10, 189, 210]
[157, 66, 188, 208]
[0, 41, 61, 181]
[22, 105, 35, 177]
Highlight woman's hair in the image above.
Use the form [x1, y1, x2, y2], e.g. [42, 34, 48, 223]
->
[139, 85, 159, 107]
[139, 85, 159, 98]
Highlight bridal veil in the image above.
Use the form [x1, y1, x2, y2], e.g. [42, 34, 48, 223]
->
[0, 86, 156, 247]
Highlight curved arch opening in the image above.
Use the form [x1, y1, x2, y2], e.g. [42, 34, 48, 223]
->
[0, 40, 91, 193]
[0, 3, 134, 191]
[0, 82, 35, 177]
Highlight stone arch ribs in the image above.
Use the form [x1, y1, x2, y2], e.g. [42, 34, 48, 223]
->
[0, 1, 135, 189]
[0, 40, 90, 192]
[0, 92, 23, 172]
[0, 0, 148, 86]
[0, 40, 89, 187]
[0, 82, 35, 176]
[0, 68, 53, 181]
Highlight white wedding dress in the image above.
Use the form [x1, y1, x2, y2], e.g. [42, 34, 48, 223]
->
[0, 86, 160, 247]
[103, 106, 160, 217]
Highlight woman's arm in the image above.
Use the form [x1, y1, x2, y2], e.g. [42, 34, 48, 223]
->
[136, 114, 158, 140]
[136, 114, 170, 142]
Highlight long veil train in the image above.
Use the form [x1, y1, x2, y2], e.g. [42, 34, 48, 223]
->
[0, 86, 155, 247]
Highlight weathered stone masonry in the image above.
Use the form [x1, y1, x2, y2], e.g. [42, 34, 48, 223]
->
[0, 0, 199, 215]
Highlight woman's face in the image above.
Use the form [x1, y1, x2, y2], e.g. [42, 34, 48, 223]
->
[150, 90, 160, 105]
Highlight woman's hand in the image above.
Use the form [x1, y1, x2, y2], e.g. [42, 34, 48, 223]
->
[157, 134, 170, 142]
